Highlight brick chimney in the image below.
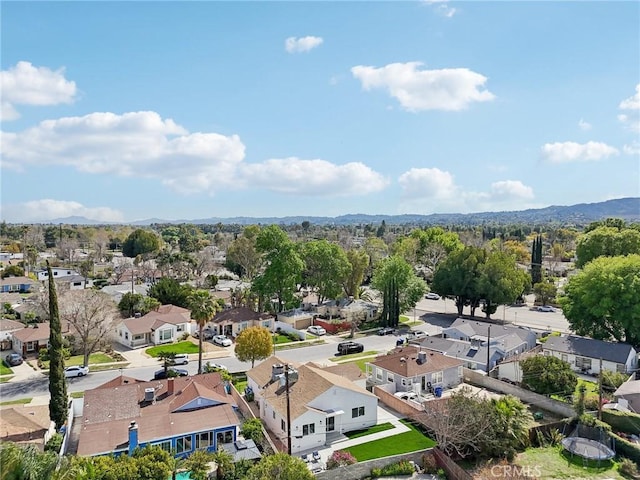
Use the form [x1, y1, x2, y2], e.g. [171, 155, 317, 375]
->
[167, 377, 175, 395]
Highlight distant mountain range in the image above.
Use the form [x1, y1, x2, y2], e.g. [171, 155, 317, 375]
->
[44, 197, 640, 226]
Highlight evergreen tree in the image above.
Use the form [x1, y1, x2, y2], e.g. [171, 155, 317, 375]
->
[530, 235, 543, 285]
[47, 261, 68, 430]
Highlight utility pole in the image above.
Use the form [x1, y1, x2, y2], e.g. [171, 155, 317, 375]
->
[598, 357, 603, 421]
[285, 365, 292, 455]
[486, 324, 491, 374]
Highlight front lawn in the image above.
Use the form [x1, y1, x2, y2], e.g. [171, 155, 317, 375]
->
[40, 352, 120, 369]
[0, 397, 32, 406]
[329, 351, 378, 362]
[515, 446, 624, 479]
[146, 342, 200, 357]
[0, 361, 14, 376]
[349, 357, 378, 373]
[344, 420, 436, 461]
[344, 422, 394, 439]
[399, 315, 422, 327]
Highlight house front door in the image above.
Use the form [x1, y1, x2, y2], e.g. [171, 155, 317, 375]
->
[326, 416, 335, 432]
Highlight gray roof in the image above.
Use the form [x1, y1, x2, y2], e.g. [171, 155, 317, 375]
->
[416, 337, 500, 368]
[220, 438, 262, 462]
[543, 335, 635, 364]
[447, 318, 536, 343]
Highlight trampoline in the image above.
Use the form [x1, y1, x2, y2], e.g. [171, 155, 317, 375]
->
[561, 436, 615, 461]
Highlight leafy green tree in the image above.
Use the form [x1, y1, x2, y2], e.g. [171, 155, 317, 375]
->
[485, 396, 532, 460]
[246, 452, 314, 480]
[252, 226, 304, 312]
[343, 249, 370, 299]
[157, 351, 178, 377]
[299, 240, 350, 303]
[411, 227, 464, 279]
[148, 277, 194, 308]
[182, 450, 214, 480]
[210, 448, 234, 480]
[132, 445, 173, 480]
[0, 442, 62, 480]
[78, 258, 94, 288]
[363, 237, 388, 279]
[118, 292, 161, 318]
[1, 265, 25, 278]
[520, 355, 577, 396]
[47, 262, 67, 430]
[177, 224, 205, 253]
[372, 255, 426, 328]
[226, 227, 261, 280]
[188, 290, 221, 374]
[122, 229, 161, 258]
[235, 326, 273, 367]
[477, 250, 530, 319]
[241, 418, 265, 444]
[533, 280, 557, 306]
[559, 254, 640, 347]
[575, 226, 640, 268]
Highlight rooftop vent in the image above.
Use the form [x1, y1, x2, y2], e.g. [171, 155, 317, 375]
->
[144, 387, 155, 403]
[417, 352, 427, 365]
[271, 363, 285, 381]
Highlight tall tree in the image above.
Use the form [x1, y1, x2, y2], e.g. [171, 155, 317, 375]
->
[372, 255, 426, 328]
[47, 262, 67, 430]
[530, 235, 543, 285]
[575, 225, 640, 268]
[235, 326, 273, 367]
[343, 249, 370, 299]
[188, 290, 220, 374]
[477, 250, 530, 319]
[226, 226, 261, 280]
[148, 277, 194, 308]
[122, 229, 161, 258]
[411, 227, 464, 280]
[299, 240, 350, 303]
[520, 355, 577, 396]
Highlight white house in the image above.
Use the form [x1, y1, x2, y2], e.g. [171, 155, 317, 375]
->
[36, 268, 80, 282]
[0, 319, 25, 351]
[247, 357, 378, 454]
[115, 305, 193, 349]
[542, 335, 637, 375]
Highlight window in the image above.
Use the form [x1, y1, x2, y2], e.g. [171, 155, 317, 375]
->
[177, 324, 184, 332]
[352, 406, 365, 418]
[575, 357, 592, 371]
[125, 332, 129, 340]
[302, 423, 315, 436]
[432, 371, 443, 384]
[457, 366, 463, 377]
[134, 334, 143, 340]
[152, 440, 171, 452]
[240, 322, 248, 331]
[176, 435, 192, 454]
[387, 373, 394, 383]
[272, 411, 276, 419]
[262, 321, 270, 328]
[281, 419, 286, 432]
[119, 330, 123, 337]
[376, 369, 383, 381]
[159, 329, 172, 341]
[196, 431, 213, 449]
[616, 363, 625, 373]
[26, 342, 36, 352]
[401, 378, 412, 386]
[561, 354, 568, 363]
[216, 430, 233, 445]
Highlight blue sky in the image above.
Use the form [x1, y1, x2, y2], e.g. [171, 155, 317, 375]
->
[1, 1, 639, 223]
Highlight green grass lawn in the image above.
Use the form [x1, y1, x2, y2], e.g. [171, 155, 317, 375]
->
[272, 333, 299, 344]
[0, 398, 32, 406]
[41, 352, 120, 369]
[0, 361, 14, 376]
[146, 342, 200, 357]
[0, 376, 14, 383]
[552, 379, 598, 403]
[344, 422, 395, 439]
[70, 391, 85, 399]
[348, 357, 378, 373]
[515, 446, 624, 479]
[329, 350, 378, 362]
[399, 315, 422, 327]
[344, 420, 436, 461]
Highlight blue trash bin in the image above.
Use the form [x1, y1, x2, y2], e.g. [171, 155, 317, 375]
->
[434, 386, 443, 397]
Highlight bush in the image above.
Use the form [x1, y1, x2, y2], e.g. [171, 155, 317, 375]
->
[611, 433, 640, 466]
[371, 460, 415, 477]
[179, 332, 190, 341]
[326, 450, 357, 469]
[422, 452, 439, 473]
[44, 433, 63, 453]
[601, 409, 640, 435]
[619, 457, 639, 478]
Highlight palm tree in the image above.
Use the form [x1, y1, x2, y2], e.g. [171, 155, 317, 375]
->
[188, 290, 220, 374]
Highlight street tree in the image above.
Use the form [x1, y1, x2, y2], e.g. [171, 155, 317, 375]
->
[122, 229, 161, 258]
[343, 249, 370, 299]
[47, 262, 67, 430]
[235, 326, 273, 368]
[246, 452, 314, 480]
[157, 351, 178, 377]
[477, 250, 530, 319]
[226, 226, 262, 280]
[59, 289, 118, 367]
[372, 255, 426, 328]
[148, 277, 194, 308]
[411, 227, 464, 280]
[533, 280, 557, 306]
[118, 292, 161, 318]
[299, 240, 350, 303]
[252, 225, 304, 312]
[363, 237, 388, 279]
[575, 225, 640, 268]
[188, 290, 221, 374]
[520, 355, 577, 396]
[559, 254, 640, 347]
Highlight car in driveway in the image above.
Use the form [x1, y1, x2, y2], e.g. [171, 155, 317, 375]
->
[5, 353, 23, 366]
[336, 341, 364, 356]
[153, 368, 189, 380]
[406, 330, 428, 341]
[193, 329, 215, 340]
[378, 327, 395, 336]
[307, 325, 326, 336]
[212, 335, 232, 347]
[537, 305, 555, 312]
[64, 365, 89, 378]
[425, 292, 441, 300]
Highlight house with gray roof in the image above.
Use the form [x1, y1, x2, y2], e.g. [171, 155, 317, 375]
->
[542, 335, 637, 375]
[115, 304, 193, 348]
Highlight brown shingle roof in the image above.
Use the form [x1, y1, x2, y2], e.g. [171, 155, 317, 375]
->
[155, 304, 190, 315]
[246, 356, 301, 389]
[212, 307, 273, 324]
[0, 404, 52, 441]
[0, 276, 36, 286]
[12, 322, 73, 342]
[78, 372, 239, 456]
[0, 319, 25, 332]
[121, 317, 157, 335]
[370, 346, 464, 376]
[318, 362, 365, 382]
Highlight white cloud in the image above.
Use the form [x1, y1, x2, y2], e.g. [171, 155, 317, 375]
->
[623, 141, 640, 155]
[398, 167, 459, 200]
[351, 62, 494, 111]
[285, 36, 323, 54]
[541, 141, 620, 163]
[422, 0, 457, 17]
[240, 157, 388, 196]
[1, 111, 246, 193]
[578, 118, 592, 131]
[0, 61, 77, 121]
[619, 84, 640, 110]
[487, 180, 534, 200]
[2, 199, 125, 223]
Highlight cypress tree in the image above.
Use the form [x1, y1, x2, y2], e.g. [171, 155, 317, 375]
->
[531, 235, 543, 285]
[47, 261, 68, 429]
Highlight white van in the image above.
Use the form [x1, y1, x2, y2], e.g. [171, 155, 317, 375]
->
[172, 354, 190, 365]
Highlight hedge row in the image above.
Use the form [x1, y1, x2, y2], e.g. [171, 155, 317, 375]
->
[601, 409, 640, 435]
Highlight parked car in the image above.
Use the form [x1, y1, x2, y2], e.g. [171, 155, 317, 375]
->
[205, 362, 228, 371]
[212, 335, 232, 347]
[193, 329, 214, 340]
[153, 368, 189, 380]
[378, 327, 395, 336]
[307, 325, 326, 336]
[172, 354, 189, 365]
[406, 330, 428, 340]
[537, 305, 555, 312]
[336, 341, 364, 355]
[64, 365, 89, 378]
[5, 353, 23, 366]
[425, 292, 441, 300]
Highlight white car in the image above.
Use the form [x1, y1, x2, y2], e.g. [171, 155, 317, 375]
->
[64, 365, 89, 378]
[172, 354, 189, 365]
[307, 325, 326, 336]
[213, 335, 232, 347]
[406, 330, 428, 340]
[205, 362, 228, 371]
[537, 305, 555, 312]
[425, 292, 441, 300]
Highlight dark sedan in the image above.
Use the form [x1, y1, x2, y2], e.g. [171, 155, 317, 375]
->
[153, 368, 189, 380]
[5, 353, 23, 366]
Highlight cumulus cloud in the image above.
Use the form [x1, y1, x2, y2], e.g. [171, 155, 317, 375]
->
[541, 141, 620, 163]
[398, 167, 459, 200]
[619, 84, 640, 110]
[618, 85, 640, 132]
[487, 180, 534, 201]
[285, 36, 323, 53]
[1, 111, 246, 193]
[239, 157, 388, 196]
[2, 199, 125, 223]
[578, 119, 592, 131]
[0, 61, 77, 121]
[623, 141, 640, 155]
[351, 62, 494, 111]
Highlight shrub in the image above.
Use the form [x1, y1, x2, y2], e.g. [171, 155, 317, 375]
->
[601, 409, 640, 435]
[179, 332, 190, 341]
[38, 347, 50, 362]
[44, 433, 63, 453]
[371, 460, 415, 477]
[326, 450, 357, 469]
[422, 452, 439, 473]
[619, 457, 639, 478]
[547, 428, 563, 446]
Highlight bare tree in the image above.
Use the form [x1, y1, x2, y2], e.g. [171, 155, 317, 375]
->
[93, 230, 110, 263]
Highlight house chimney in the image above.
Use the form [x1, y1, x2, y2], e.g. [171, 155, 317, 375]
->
[128, 421, 138, 455]
[167, 378, 174, 395]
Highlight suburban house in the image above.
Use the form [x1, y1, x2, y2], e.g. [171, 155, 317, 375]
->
[613, 377, 640, 413]
[53, 274, 93, 290]
[413, 336, 504, 373]
[247, 357, 378, 454]
[276, 309, 314, 330]
[36, 267, 80, 282]
[74, 372, 242, 458]
[0, 276, 38, 294]
[0, 404, 56, 449]
[11, 322, 73, 357]
[314, 298, 379, 322]
[541, 335, 638, 375]
[208, 307, 274, 338]
[115, 304, 193, 349]
[101, 283, 150, 303]
[0, 319, 25, 351]
[491, 346, 543, 384]
[443, 319, 537, 355]
[366, 346, 464, 396]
